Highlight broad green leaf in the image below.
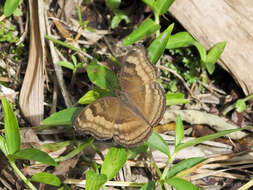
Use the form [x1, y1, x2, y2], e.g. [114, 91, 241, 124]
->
[166, 177, 200, 190]
[175, 115, 184, 146]
[148, 23, 174, 64]
[128, 144, 148, 159]
[58, 61, 75, 70]
[167, 157, 205, 178]
[166, 32, 195, 49]
[4, 0, 21, 17]
[14, 148, 57, 166]
[41, 107, 82, 126]
[0, 136, 8, 156]
[205, 41, 226, 74]
[86, 63, 120, 91]
[141, 0, 155, 10]
[146, 131, 170, 156]
[235, 99, 246, 112]
[78, 87, 113, 104]
[30, 172, 61, 187]
[166, 93, 189, 105]
[192, 41, 207, 63]
[1, 98, 20, 154]
[106, 0, 121, 10]
[154, 0, 174, 15]
[101, 147, 128, 180]
[139, 181, 155, 190]
[175, 128, 249, 153]
[122, 18, 160, 46]
[111, 10, 130, 29]
[86, 170, 107, 190]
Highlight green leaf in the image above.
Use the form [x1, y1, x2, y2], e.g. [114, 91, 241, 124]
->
[78, 88, 113, 105]
[86, 63, 120, 91]
[40, 141, 73, 152]
[175, 115, 184, 146]
[111, 10, 130, 29]
[139, 181, 155, 190]
[0, 136, 8, 156]
[1, 98, 20, 154]
[41, 107, 82, 126]
[58, 61, 75, 70]
[235, 99, 246, 112]
[128, 144, 148, 159]
[106, 0, 121, 10]
[175, 127, 248, 153]
[101, 147, 128, 180]
[192, 41, 207, 63]
[166, 177, 200, 190]
[141, 0, 155, 11]
[166, 32, 195, 49]
[86, 170, 107, 190]
[153, 0, 174, 15]
[4, 0, 21, 17]
[14, 148, 57, 166]
[148, 23, 174, 64]
[167, 157, 205, 178]
[146, 131, 170, 156]
[122, 18, 160, 46]
[205, 41, 226, 74]
[30, 172, 61, 187]
[166, 93, 189, 105]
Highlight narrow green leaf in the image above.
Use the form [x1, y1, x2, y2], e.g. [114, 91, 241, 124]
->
[0, 136, 8, 156]
[167, 157, 205, 178]
[1, 98, 20, 154]
[166, 177, 200, 190]
[146, 131, 170, 156]
[111, 10, 130, 29]
[4, 0, 21, 17]
[41, 107, 82, 126]
[175, 115, 184, 146]
[58, 61, 75, 70]
[205, 41, 226, 74]
[101, 147, 128, 180]
[86, 63, 120, 91]
[148, 23, 174, 64]
[141, 0, 155, 11]
[139, 181, 155, 190]
[122, 18, 160, 46]
[175, 127, 249, 153]
[192, 41, 207, 63]
[166, 93, 189, 105]
[235, 99, 246, 112]
[40, 141, 73, 152]
[154, 0, 174, 15]
[86, 170, 107, 190]
[78, 88, 113, 105]
[14, 148, 57, 166]
[166, 32, 195, 49]
[30, 172, 61, 187]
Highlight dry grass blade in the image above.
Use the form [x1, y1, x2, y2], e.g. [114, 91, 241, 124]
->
[19, 0, 45, 126]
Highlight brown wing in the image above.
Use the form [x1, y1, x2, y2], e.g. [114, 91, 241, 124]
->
[126, 82, 166, 127]
[74, 97, 120, 140]
[120, 46, 158, 92]
[113, 101, 152, 147]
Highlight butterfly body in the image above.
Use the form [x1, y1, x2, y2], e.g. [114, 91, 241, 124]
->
[74, 46, 166, 147]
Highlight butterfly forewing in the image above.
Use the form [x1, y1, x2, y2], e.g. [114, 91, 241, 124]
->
[120, 46, 158, 92]
[74, 97, 120, 140]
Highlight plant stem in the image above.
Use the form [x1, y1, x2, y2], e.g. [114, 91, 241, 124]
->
[154, 13, 160, 37]
[9, 160, 37, 190]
